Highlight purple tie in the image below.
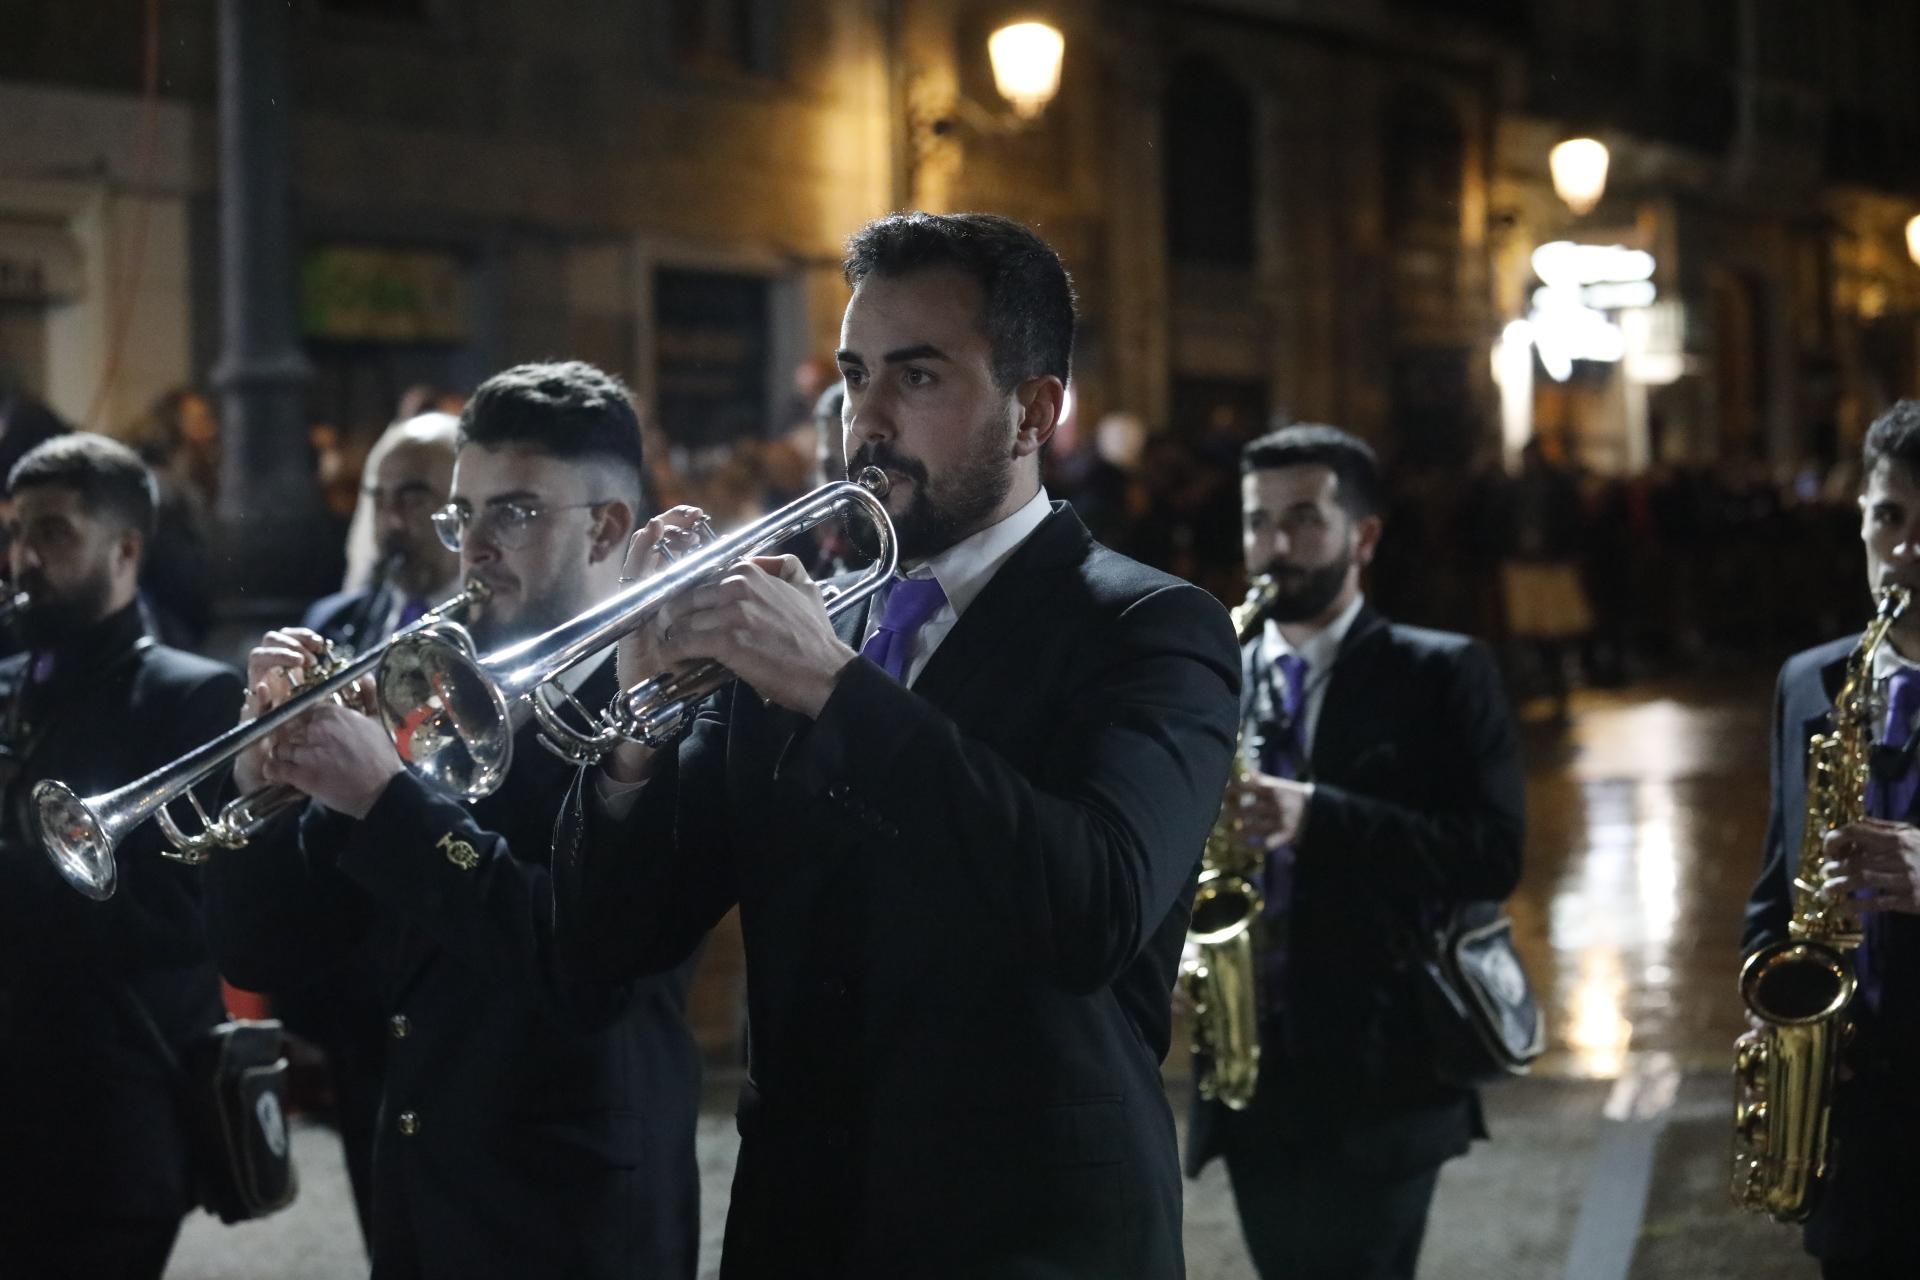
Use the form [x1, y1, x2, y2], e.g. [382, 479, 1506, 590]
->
[860, 576, 947, 683]
[1257, 651, 1310, 1018]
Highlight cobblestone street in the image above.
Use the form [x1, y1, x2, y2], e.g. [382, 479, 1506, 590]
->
[166, 670, 1825, 1279]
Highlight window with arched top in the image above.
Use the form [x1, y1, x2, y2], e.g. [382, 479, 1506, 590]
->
[1163, 56, 1256, 267]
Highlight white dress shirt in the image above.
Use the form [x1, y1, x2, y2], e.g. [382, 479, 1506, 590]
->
[861, 487, 1053, 688]
[1258, 591, 1366, 759]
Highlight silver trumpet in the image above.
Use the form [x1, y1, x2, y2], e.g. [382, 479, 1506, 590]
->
[33, 581, 489, 901]
[376, 467, 898, 801]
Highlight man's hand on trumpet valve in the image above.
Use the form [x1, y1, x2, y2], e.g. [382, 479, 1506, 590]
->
[233, 627, 330, 795]
[1821, 819, 1920, 914]
[651, 554, 853, 720]
[258, 698, 404, 821]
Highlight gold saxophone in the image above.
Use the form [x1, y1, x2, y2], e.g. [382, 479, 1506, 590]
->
[1733, 584, 1911, 1220]
[1181, 575, 1280, 1110]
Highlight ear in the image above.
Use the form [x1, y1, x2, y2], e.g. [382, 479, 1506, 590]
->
[1009, 377, 1065, 460]
[586, 500, 636, 565]
[1351, 513, 1384, 569]
[115, 528, 145, 576]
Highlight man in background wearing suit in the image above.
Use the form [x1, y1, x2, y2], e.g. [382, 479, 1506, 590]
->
[274, 408, 463, 1245]
[305, 410, 464, 649]
[1747, 399, 1920, 1279]
[205, 363, 700, 1279]
[550, 212, 1241, 1277]
[0, 434, 240, 1278]
[1187, 425, 1524, 1280]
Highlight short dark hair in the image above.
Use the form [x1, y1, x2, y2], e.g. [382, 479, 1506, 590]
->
[8, 432, 158, 539]
[1863, 400, 1920, 485]
[458, 361, 647, 507]
[842, 212, 1076, 390]
[1241, 424, 1385, 519]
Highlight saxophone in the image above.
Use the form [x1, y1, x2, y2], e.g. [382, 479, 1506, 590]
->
[1733, 584, 1911, 1220]
[1181, 575, 1279, 1110]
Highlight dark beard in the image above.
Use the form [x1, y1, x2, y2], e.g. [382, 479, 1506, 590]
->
[849, 435, 1012, 562]
[467, 588, 575, 654]
[13, 572, 114, 650]
[1262, 552, 1351, 623]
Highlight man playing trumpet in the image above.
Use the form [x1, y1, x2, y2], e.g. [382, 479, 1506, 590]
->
[550, 213, 1241, 1277]
[203, 362, 700, 1279]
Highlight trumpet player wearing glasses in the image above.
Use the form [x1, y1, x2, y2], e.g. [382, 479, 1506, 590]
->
[0, 434, 240, 1278]
[1185, 426, 1523, 1280]
[1743, 400, 1920, 1278]
[550, 212, 1240, 1278]
[203, 362, 701, 1280]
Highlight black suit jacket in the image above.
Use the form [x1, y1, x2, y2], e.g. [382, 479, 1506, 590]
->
[0, 605, 238, 1221]
[1743, 636, 1920, 1261]
[303, 585, 396, 655]
[553, 504, 1241, 1278]
[204, 660, 700, 1280]
[1187, 604, 1525, 1180]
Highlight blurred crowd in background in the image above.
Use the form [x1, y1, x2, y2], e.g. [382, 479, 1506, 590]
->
[0, 361, 1871, 717]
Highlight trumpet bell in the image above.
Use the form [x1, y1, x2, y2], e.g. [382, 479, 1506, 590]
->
[31, 779, 117, 901]
[378, 621, 513, 801]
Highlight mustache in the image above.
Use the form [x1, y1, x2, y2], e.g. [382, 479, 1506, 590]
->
[846, 443, 928, 489]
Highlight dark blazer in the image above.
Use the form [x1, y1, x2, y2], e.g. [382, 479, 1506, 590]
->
[1187, 604, 1525, 1181]
[304, 585, 397, 655]
[0, 604, 238, 1221]
[1743, 636, 1920, 1261]
[204, 659, 701, 1280]
[553, 504, 1241, 1279]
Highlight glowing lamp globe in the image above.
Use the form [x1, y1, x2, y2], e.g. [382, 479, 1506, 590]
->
[988, 21, 1065, 120]
[1550, 138, 1610, 217]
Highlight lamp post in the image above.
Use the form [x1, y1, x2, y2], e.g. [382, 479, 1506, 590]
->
[1906, 214, 1920, 269]
[1550, 137, 1610, 217]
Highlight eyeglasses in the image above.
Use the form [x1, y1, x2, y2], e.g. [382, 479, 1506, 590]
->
[430, 499, 608, 552]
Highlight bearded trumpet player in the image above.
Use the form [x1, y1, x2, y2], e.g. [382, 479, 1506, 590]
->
[202, 363, 701, 1279]
[1743, 400, 1920, 1278]
[0, 435, 241, 1278]
[1185, 425, 1524, 1280]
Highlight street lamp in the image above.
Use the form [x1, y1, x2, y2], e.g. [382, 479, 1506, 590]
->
[907, 18, 1066, 208]
[1550, 137, 1610, 217]
[1906, 214, 1920, 269]
[987, 21, 1065, 120]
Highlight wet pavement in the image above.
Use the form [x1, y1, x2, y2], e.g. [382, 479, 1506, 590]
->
[166, 670, 1827, 1279]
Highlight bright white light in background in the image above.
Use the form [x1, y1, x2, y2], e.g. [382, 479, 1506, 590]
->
[1907, 215, 1920, 269]
[1550, 137, 1610, 216]
[1531, 241, 1655, 287]
[988, 22, 1065, 120]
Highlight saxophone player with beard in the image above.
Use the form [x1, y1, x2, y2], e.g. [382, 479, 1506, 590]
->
[1184, 425, 1524, 1280]
[1745, 400, 1920, 1278]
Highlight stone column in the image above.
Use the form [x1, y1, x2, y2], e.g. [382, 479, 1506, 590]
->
[211, 0, 322, 599]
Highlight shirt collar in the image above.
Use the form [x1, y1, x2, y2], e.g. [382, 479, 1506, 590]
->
[1263, 592, 1366, 676]
[904, 487, 1052, 621]
[1872, 640, 1920, 682]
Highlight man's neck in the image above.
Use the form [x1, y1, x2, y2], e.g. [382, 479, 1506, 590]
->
[903, 476, 1041, 571]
